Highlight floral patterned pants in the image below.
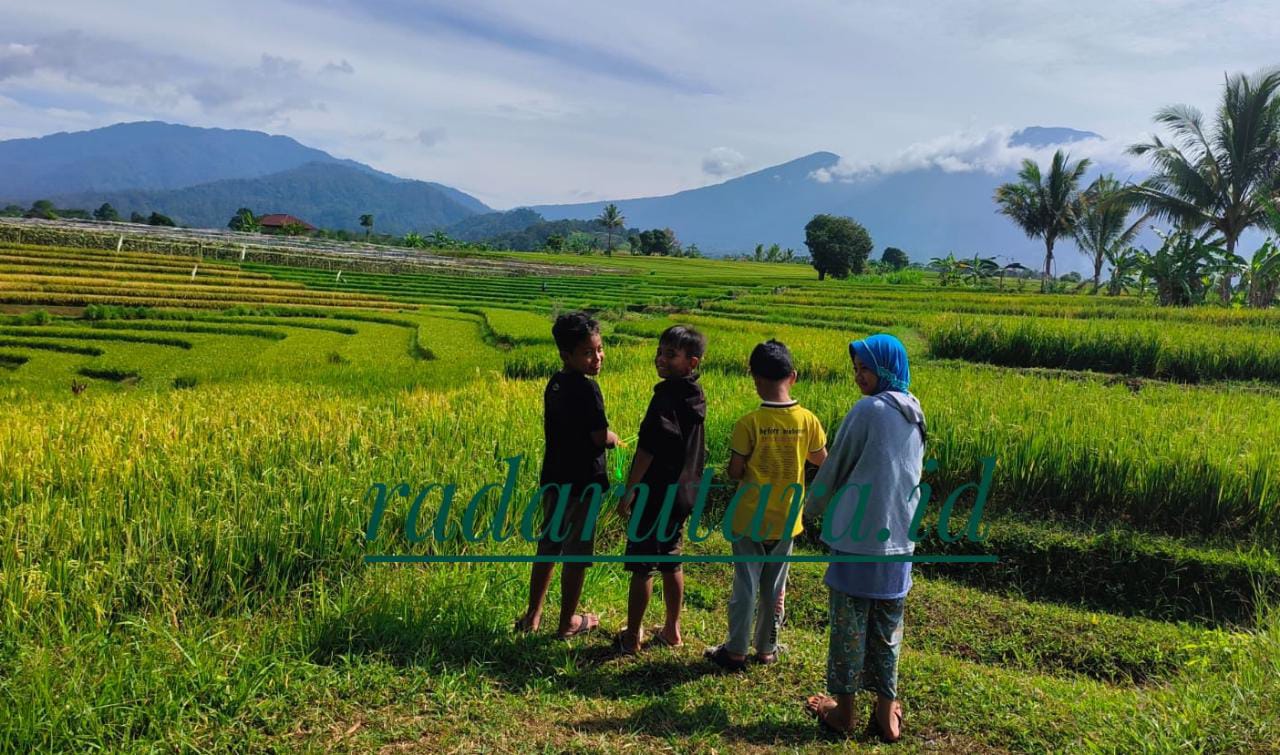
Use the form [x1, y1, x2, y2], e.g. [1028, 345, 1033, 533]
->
[826, 590, 905, 699]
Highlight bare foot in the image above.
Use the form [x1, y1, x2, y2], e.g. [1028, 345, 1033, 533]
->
[514, 613, 540, 633]
[805, 695, 854, 735]
[614, 626, 642, 655]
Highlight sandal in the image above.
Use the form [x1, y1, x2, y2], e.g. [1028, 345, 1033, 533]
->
[805, 695, 853, 737]
[613, 627, 641, 656]
[868, 701, 904, 744]
[556, 612, 598, 640]
[647, 626, 683, 649]
[703, 644, 747, 673]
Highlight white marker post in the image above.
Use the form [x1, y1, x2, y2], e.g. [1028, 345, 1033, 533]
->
[191, 265, 198, 280]
[116, 236, 124, 252]
[240, 244, 247, 262]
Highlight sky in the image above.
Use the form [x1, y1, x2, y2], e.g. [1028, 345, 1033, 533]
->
[2, 0, 1279, 209]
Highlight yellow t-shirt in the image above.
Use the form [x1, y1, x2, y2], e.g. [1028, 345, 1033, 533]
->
[729, 402, 827, 539]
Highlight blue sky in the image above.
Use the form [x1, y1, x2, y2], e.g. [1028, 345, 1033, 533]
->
[2, 0, 1279, 208]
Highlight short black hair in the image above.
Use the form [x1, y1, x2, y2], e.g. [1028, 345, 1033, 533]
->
[749, 339, 794, 380]
[552, 311, 600, 353]
[659, 324, 707, 359]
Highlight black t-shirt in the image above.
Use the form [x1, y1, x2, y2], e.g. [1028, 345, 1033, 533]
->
[540, 370, 609, 496]
[636, 374, 707, 520]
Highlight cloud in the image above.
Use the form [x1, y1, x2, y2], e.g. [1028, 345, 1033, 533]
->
[416, 127, 446, 147]
[0, 31, 187, 88]
[810, 127, 1147, 183]
[701, 147, 747, 177]
[321, 59, 354, 75]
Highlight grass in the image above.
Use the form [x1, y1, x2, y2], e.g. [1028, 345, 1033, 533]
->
[0, 238, 1277, 751]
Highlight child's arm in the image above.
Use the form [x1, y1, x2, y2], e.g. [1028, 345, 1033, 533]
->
[807, 447, 828, 466]
[618, 448, 654, 517]
[727, 452, 748, 481]
[592, 428, 621, 449]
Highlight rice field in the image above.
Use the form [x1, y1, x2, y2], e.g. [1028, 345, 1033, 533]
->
[1, 231, 1277, 752]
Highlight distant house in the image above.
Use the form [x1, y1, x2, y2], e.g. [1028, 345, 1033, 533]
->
[258, 214, 316, 234]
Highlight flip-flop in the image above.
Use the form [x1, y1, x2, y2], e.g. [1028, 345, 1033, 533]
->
[868, 701, 904, 744]
[556, 612, 598, 640]
[703, 644, 747, 672]
[613, 627, 640, 656]
[647, 626, 683, 648]
[805, 695, 854, 738]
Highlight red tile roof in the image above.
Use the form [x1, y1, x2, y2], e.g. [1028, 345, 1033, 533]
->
[258, 214, 316, 230]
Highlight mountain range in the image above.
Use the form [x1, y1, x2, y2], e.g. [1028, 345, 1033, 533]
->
[1, 121, 1137, 268]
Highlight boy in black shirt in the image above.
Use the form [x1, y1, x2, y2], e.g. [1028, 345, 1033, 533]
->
[516, 312, 619, 639]
[616, 325, 708, 653]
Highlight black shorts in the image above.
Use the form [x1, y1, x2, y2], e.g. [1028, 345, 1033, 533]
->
[624, 515, 687, 575]
[535, 488, 600, 566]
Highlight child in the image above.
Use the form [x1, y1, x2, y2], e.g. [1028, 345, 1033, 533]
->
[802, 334, 926, 743]
[704, 339, 827, 672]
[616, 325, 708, 654]
[515, 312, 619, 639]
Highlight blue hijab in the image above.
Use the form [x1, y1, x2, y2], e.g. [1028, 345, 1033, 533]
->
[849, 334, 911, 394]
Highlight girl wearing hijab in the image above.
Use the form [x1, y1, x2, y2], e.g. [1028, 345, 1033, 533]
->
[802, 334, 926, 743]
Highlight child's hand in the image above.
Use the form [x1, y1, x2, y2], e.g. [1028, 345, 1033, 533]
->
[606, 430, 622, 449]
[618, 489, 635, 518]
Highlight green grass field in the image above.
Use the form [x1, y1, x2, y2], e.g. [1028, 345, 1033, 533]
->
[1, 235, 1278, 752]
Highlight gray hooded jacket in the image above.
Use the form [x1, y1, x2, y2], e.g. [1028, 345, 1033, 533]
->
[803, 391, 926, 555]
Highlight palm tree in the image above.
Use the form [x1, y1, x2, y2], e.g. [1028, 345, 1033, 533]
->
[994, 150, 1092, 292]
[598, 204, 624, 255]
[1128, 69, 1280, 302]
[1072, 176, 1148, 293]
[359, 213, 374, 239]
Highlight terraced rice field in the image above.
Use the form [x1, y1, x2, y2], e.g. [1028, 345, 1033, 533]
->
[1, 233, 1277, 752]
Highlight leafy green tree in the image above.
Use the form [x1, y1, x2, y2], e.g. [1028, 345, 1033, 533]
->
[637, 228, 680, 256]
[598, 203, 624, 256]
[93, 203, 120, 222]
[279, 222, 309, 236]
[403, 232, 426, 248]
[929, 253, 962, 286]
[1141, 229, 1222, 306]
[881, 247, 910, 270]
[1128, 69, 1280, 302]
[148, 212, 176, 227]
[804, 214, 873, 280]
[1, 204, 23, 217]
[957, 254, 1000, 286]
[684, 243, 703, 258]
[228, 207, 260, 232]
[994, 150, 1092, 292]
[1104, 247, 1143, 296]
[25, 200, 57, 220]
[129, 212, 146, 223]
[359, 214, 374, 239]
[1072, 176, 1147, 292]
[544, 234, 565, 252]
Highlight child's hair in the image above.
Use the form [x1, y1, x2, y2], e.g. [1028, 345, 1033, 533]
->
[552, 311, 600, 353]
[659, 324, 707, 359]
[749, 339, 794, 380]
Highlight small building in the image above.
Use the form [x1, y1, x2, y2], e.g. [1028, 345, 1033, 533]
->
[258, 214, 316, 234]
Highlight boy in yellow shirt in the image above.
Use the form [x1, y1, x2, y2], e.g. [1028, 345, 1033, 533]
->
[705, 339, 827, 671]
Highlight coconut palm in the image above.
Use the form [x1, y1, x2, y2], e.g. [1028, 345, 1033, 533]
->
[994, 150, 1092, 292]
[598, 204, 624, 255]
[1072, 176, 1148, 293]
[1127, 69, 1280, 302]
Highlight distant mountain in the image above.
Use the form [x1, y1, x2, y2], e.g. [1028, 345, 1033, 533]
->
[532, 130, 1138, 270]
[0, 121, 400, 198]
[446, 208, 546, 241]
[48, 162, 487, 234]
[0, 121, 489, 233]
